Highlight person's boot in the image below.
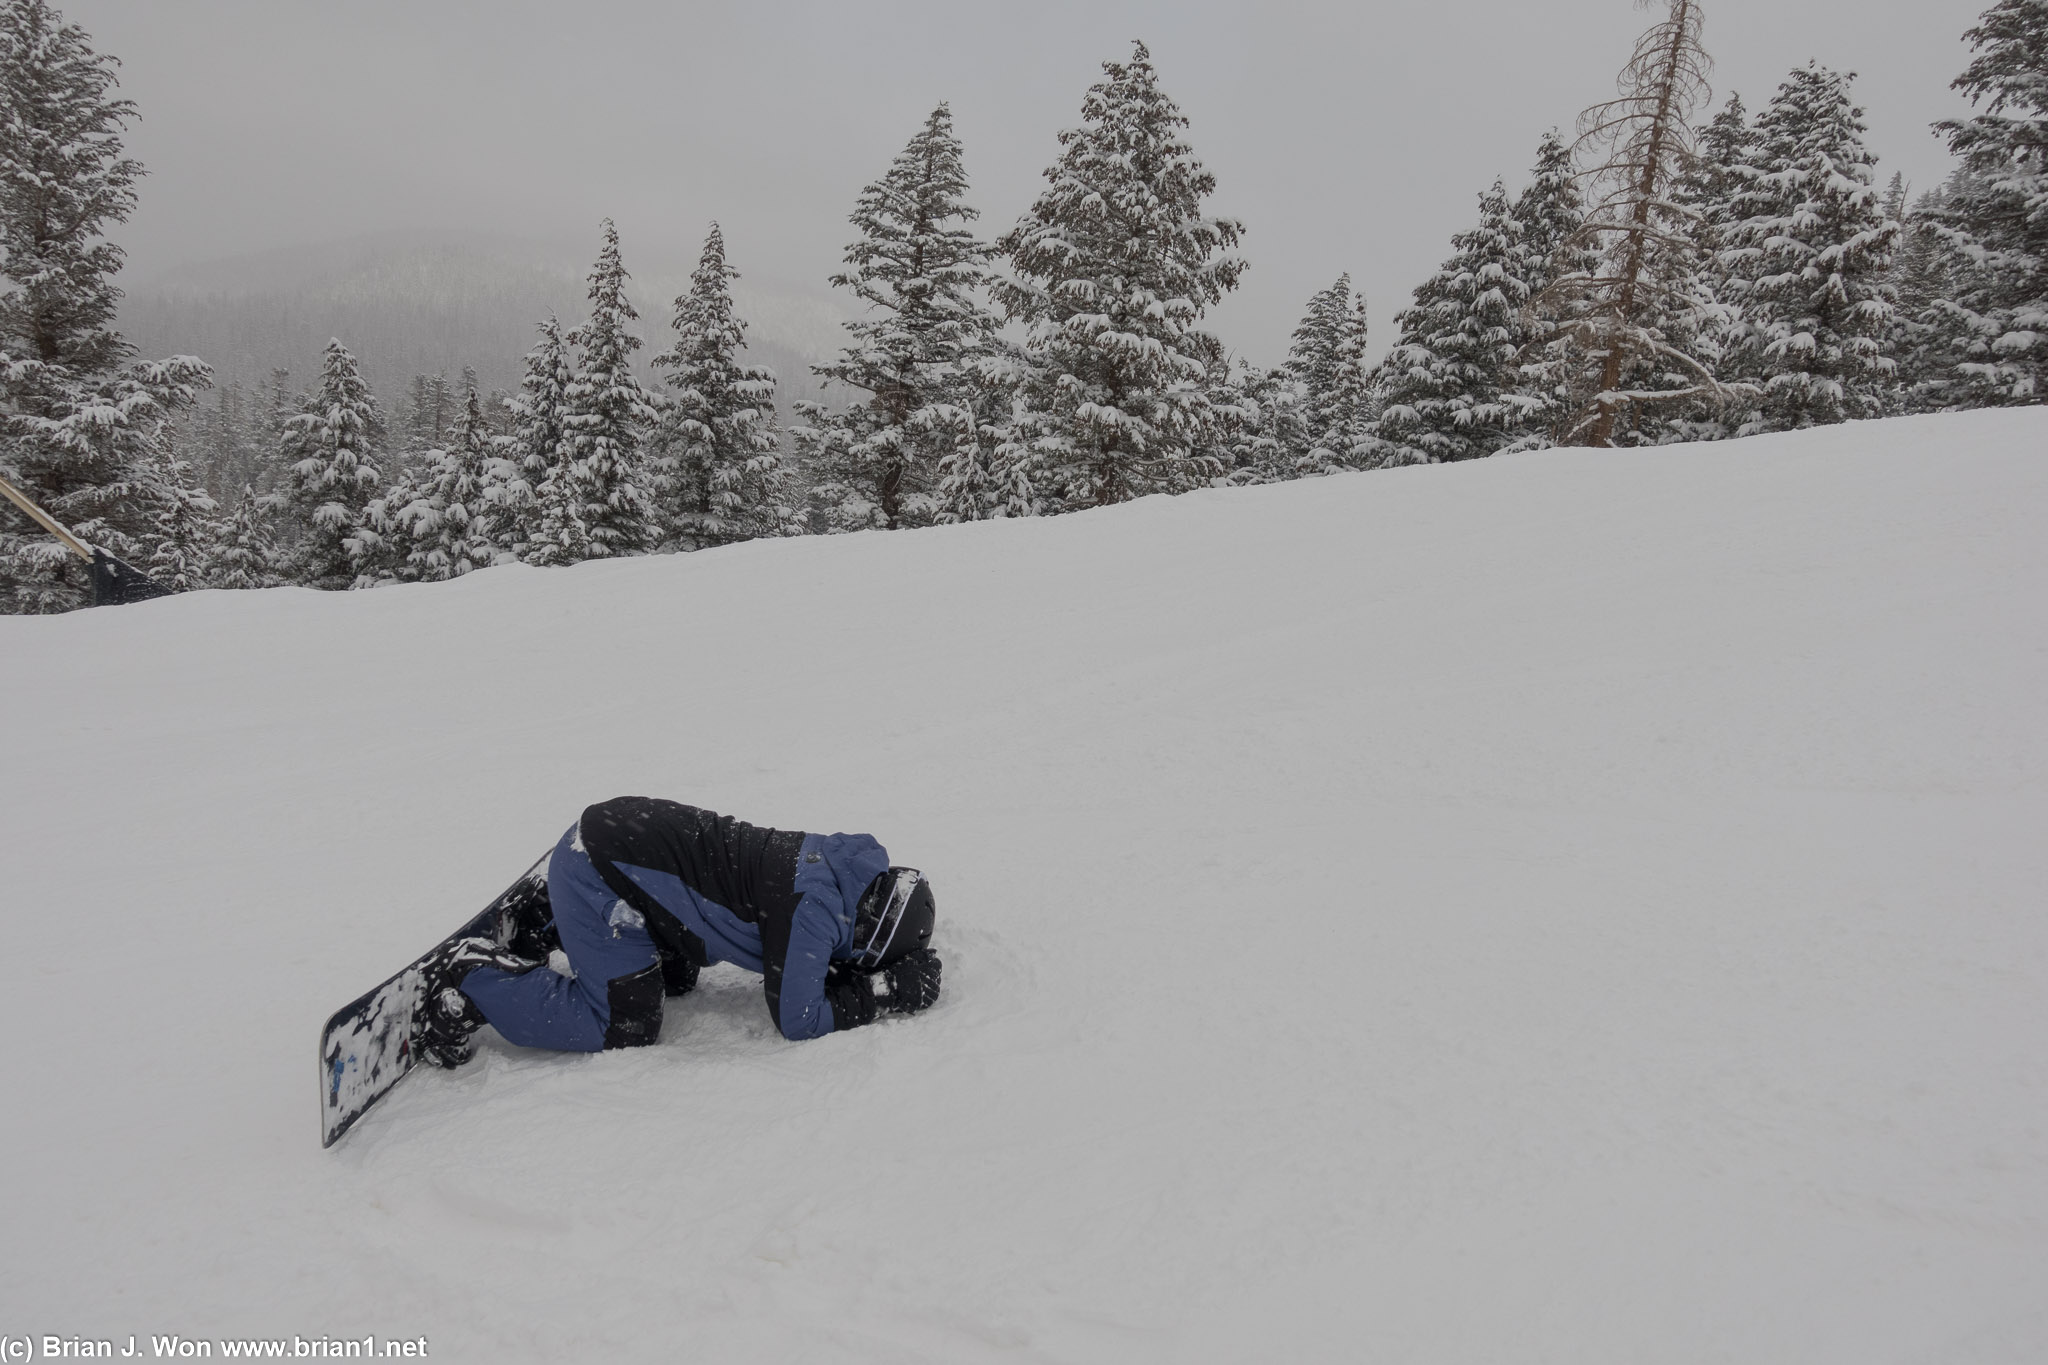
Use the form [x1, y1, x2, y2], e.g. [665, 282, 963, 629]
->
[413, 937, 539, 1069]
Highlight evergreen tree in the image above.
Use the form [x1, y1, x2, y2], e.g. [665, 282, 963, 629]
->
[209, 483, 281, 590]
[1366, 181, 1536, 465]
[1654, 95, 1761, 439]
[497, 315, 572, 556]
[266, 367, 295, 441]
[1879, 173, 1910, 249]
[1719, 64, 1899, 431]
[1688, 95, 1757, 282]
[984, 423, 1044, 519]
[1892, 182, 1968, 406]
[426, 373, 452, 449]
[1548, 0, 1724, 445]
[797, 104, 1001, 532]
[1215, 361, 1306, 485]
[1319, 291, 1374, 472]
[0, 0, 209, 611]
[1286, 278, 1349, 411]
[404, 387, 499, 581]
[995, 40, 1247, 509]
[651, 223, 799, 549]
[1191, 342, 1261, 483]
[1876, 172, 1914, 412]
[927, 340, 1025, 525]
[929, 416, 998, 520]
[395, 373, 456, 457]
[403, 375, 432, 452]
[1927, 0, 2048, 404]
[530, 220, 656, 566]
[142, 439, 217, 592]
[186, 378, 266, 499]
[349, 458, 421, 586]
[278, 338, 381, 589]
[1512, 129, 1601, 446]
[1516, 130, 1598, 303]
[1282, 276, 1369, 472]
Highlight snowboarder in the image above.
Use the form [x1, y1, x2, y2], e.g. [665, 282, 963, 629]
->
[411, 797, 942, 1066]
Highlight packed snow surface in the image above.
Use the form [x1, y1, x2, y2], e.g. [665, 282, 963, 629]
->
[4, 411, 2046, 1363]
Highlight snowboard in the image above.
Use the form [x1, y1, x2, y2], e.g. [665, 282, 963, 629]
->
[318, 856, 551, 1148]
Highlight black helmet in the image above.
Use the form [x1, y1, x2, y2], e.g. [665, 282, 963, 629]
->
[853, 867, 936, 968]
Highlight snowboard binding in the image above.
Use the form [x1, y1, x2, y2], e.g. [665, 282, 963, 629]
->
[413, 937, 540, 1069]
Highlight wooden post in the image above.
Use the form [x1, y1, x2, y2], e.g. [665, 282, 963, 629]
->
[0, 470, 93, 561]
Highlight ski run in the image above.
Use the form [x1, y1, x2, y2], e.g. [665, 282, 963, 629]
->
[2, 409, 2045, 1361]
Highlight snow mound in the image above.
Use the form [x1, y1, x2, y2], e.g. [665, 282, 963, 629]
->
[4, 411, 2045, 1362]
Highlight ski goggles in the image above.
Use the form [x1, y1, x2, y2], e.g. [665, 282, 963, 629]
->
[853, 868, 924, 968]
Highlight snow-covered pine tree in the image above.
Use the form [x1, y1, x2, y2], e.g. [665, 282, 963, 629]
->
[0, 0, 210, 611]
[1511, 130, 1600, 446]
[404, 386, 499, 581]
[1213, 360, 1303, 485]
[650, 223, 799, 549]
[927, 339, 1030, 524]
[1891, 181, 1970, 407]
[1875, 174, 1917, 409]
[1366, 181, 1535, 466]
[349, 456, 421, 586]
[1286, 278, 1348, 406]
[1283, 276, 1369, 474]
[496, 315, 572, 557]
[1516, 131, 1596, 306]
[141, 438, 218, 592]
[208, 483, 281, 589]
[984, 422, 1045, 519]
[1194, 341, 1262, 482]
[1926, 0, 2048, 405]
[1323, 291, 1374, 470]
[1689, 94, 1755, 280]
[402, 375, 425, 450]
[1653, 94, 1759, 440]
[1718, 64, 1899, 431]
[402, 375, 431, 454]
[185, 378, 268, 500]
[928, 421, 996, 520]
[995, 40, 1248, 509]
[530, 220, 657, 566]
[1546, 0, 1725, 445]
[1879, 173, 1910, 256]
[796, 104, 1002, 531]
[277, 338, 381, 589]
[266, 367, 295, 439]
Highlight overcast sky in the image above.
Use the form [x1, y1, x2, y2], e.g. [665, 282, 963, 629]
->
[82, 0, 1987, 367]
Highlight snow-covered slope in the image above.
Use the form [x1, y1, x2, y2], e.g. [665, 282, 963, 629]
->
[3, 411, 2045, 1363]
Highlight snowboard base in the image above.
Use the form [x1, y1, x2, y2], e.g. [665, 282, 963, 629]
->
[319, 857, 551, 1148]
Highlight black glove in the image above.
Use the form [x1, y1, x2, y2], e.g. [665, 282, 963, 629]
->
[878, 947, 942, 1014]
[823, 963, 879, 1031]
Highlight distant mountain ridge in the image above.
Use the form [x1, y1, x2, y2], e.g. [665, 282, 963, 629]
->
[116, 232, 857, 422]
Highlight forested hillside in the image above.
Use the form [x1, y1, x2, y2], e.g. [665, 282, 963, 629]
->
[5, 0, 2045, 612]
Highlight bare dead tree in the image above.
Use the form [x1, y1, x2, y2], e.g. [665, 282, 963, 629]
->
[1547, 0, 1730, 446]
